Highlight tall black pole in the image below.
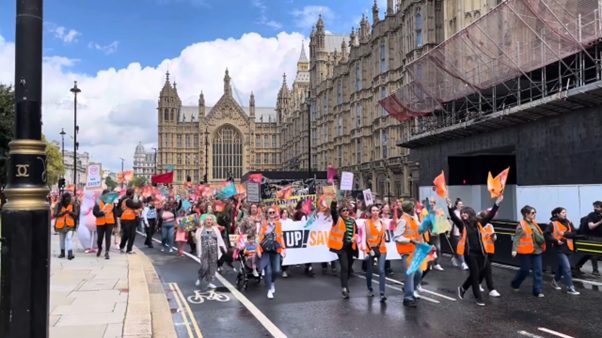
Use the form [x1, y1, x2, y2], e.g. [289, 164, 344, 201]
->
[204, 127, 208, 183]
[59, 128, 65, 194]
[152, 147, 157, 175]
[1, 1, 50, 337]
[120, 157, 124, 188]
[307, 91, 311, 174]
[70, 81, 80, 192]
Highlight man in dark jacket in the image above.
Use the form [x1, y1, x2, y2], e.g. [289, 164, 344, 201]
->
[118, 188, 143, 254]
[93, 189, 117, 259]
[574, 201, 602, 276]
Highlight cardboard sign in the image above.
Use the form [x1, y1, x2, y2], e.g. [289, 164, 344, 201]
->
[363, 189, 374, 206]
[86, 164, 102, 188]
[340, 171, 354, 191]
[246, 182, 261, 203]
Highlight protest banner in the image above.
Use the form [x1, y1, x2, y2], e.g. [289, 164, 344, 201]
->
[86, 164, 102, 189]
[340, 172, 354, 191]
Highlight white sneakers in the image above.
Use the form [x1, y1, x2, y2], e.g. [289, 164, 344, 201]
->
[567, 287, 580, 295]
[267, 284, 275, 299]
[433, 264, 444, 271]
[461, 263, 469, 271]
[551, 279, 562, 290]
[269, 284, 275, 294]
[451, 257, 459, 267]
[479, 285, 485, 292]
[207, 283, 217, 289]
[252, 268, 259, 278]
[489, 289, 501, 297]
[195, 279, 201, 287]
[281, 271, 288, 278]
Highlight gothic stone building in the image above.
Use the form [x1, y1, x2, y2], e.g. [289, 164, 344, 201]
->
[157, 70, 280, 184]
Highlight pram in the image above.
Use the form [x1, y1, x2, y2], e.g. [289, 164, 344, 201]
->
[232, 235, 261, 290]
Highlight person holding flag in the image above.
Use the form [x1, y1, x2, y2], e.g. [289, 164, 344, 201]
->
[448, 194, 504, 306]
[93, 189, 117, 259]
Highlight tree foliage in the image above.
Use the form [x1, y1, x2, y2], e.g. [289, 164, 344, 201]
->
[42, 135, 64, 187]
[128, 175, 147, 188]
[0, 84, 15, 187]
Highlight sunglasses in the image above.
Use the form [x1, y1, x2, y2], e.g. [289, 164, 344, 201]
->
[268, 211, 276, 215]
[341, 209, 349, 212]
[529, 211, 537, 215]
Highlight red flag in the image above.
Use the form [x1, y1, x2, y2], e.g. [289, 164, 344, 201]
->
[433, 170, 448, 199]
[327, 165, 337, 184]
[151, 172, 173, 184]
[248, 173, 263, 183]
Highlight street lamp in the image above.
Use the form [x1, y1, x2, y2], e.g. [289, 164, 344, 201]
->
[59, 128, 66, 193]
[1, 1, 50, 336]
[151, 147, 157, 175]
[70, 81, 81, 193]
[204, 127, 209, 183]
[120, 157, 125, 188]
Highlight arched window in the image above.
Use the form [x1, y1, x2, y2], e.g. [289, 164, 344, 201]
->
[212, 126, 243, 180]
[415, 13, 423, 48]
[164, 108, 169, 122]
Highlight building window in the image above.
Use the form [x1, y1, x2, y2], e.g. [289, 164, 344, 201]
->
[355, 62, 362, 91]
[177, 154, 182, 165]
[194, 134, 199, 147]
[380, 39, 387, 73]
[185, 135, 190, 147]
[355, 104, 363, 128]
[323, 92, 329, 115]
[255, 134, 261, 148]
[336, 80, 343, 105]
[380, 87, 388, 116]
[212, 126, 243, 180]
[337, 146, 343, 168]
[177, 135, 182, 147]
[356, 139, 362, 163]
[272, 135, 277, 148]
[416, 13, 423, 48]
[382, 129, 388, 159]
[337, 116, 343, 136]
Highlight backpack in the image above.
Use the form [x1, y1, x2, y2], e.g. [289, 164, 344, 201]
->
[578, 215, 589, 235]
[115, 199, 125, 218]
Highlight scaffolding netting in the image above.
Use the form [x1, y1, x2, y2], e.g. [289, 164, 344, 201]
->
[380, 0, 602, 120]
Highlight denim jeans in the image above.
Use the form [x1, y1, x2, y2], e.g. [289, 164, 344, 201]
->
[264, 252, 282, 290]
[554, 252, 574, 288]
[365, 252, 387, 295]
[162, 224, 174, 249]
[401, 254, 423, 301]
[59, 230, 74, 251]
[511, 254, 543, 295]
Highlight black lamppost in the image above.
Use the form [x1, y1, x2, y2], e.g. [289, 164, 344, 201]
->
[204, 127, 209, 183]
[59, 128, 66, 193]
[120, 157, 125, 188]
[1, 1, 50, 336]
[70, 81, 80, 192]
[151, 147, 157, 175]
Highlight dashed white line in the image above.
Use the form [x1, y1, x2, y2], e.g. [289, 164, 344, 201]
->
[378, 274, 457, 302]
[517, 330, 544, 338]
[354, 274, 441, 304]
[537, 327, 575, 338]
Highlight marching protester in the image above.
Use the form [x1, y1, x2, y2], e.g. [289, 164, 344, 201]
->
[393, 201, 424, 308]
[574, 201, 602, 276]
[257, 206, 286, 299]
[54, 192, 79, 260]
[477, 210, 500, 297]
[364, 205, 387, 302]
[450, 198, 469, 271]
[448, 195, 503, 306]
[159, 200, 177, 253]
[142, 197, 158, 248]
[511, 205, 546, 298]
[195, 214, 227, 290]
[93, 189, 116, 259]
[545, 207, 580, 295]
[329, 201, 357, 299]
[118, 188, 143, 254]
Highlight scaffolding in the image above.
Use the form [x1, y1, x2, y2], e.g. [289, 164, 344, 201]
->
[380, 0, 602, 144]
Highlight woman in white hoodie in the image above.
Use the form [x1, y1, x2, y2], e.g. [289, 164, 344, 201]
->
[195, 213, 227, 290]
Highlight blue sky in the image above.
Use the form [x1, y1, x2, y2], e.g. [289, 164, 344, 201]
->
[0, 0, 387, 172]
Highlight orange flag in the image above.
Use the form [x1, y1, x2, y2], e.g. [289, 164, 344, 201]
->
[276, 186, 292, 200]
[433, 170, 448, 199]
[487, 167, 510, 198]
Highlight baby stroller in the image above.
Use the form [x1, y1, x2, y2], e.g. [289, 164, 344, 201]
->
[232, 235, 261, 290]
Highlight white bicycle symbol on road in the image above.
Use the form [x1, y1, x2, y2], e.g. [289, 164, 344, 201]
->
[187, 290, 230, 304]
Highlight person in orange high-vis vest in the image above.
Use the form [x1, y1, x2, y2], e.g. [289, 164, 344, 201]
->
[118, 188, 143, 254]
[93, 189, 116, 259]
[54, 192, 78, 260]
[393, 201, 425, 308]
[448, 195, 503, 306]
[364, 205, 388, 302]
[511, 205, 546, 297]
[476, 209, 500, 298]
[257, 206, 286, 299]
[329, 201, 357, 299]
[544, 207, 580, 295]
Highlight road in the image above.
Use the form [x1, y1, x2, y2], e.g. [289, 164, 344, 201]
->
[134, 232, 602, 338]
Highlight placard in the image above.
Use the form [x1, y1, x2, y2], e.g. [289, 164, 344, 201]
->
[363, 189, 374, 206]
[340, 171, 354, 191]
[86, 164, 102, 188]
[246, 182, 261, 203]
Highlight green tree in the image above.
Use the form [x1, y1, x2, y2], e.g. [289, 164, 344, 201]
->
[0, 84, 15, 187]
[42, 136, 64, 187]
[128, 175, 147, 188]
[105, 176, 117, 190]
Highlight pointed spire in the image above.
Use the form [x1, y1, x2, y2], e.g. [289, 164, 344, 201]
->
[299, 41, 308, 63]
[372, 0, 380, 24]
[250, 91, 255, 106]
[224, 68, 232, 96]
[316, 14, 324, 31]
[387, 0, 394, 16]
[199, 91, 205, 106]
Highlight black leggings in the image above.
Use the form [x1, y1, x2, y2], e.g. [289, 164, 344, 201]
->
[462, 254, 486, 301]
[120, 220, 137, 252]
[144, 219, 156, 246]
[97, 224, 114, 253]
[337, 242, 355, 289]
[479, 254, 495, 291]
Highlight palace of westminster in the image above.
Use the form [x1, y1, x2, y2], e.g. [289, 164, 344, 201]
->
[153, 0, 501, 198]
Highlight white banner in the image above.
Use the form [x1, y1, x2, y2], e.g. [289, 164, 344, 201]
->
[278, 216, 401, 265]
[86, 164, 102, 188]
[340, 171, 354, 191]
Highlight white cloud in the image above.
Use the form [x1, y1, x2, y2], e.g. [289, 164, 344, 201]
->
[88, 41, 119, 55]
[0, 32, 304, 172]
[291, 6, 334, 31]
[252, 0, 283, 30]
[47, 24, 81, 44]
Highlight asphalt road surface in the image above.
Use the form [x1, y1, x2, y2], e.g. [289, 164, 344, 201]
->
[134, 232, 602, 338]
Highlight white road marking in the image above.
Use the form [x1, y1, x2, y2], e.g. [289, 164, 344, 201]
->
[517, 330, 544, 338]
[378, 275, 457, 302]
[354, 274, 441, 304]
[143, 234, 287, 338]
[491, 261, 602, 287]
[537, 327, 575, 338]
[168, 283, 195, 338]
[172, 282, 204, 338]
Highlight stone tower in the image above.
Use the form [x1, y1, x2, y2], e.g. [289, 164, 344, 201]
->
[157, 71, 181, 173]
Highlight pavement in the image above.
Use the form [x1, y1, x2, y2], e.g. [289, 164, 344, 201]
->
[136, 231, 602, 338]
[49, 230, 176, 338]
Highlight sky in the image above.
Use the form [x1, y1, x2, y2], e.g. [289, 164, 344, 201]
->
[0, 0, 389, 173]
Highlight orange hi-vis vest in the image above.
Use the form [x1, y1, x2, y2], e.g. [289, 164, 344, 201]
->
[552, 221, 574, 252]
[96, 201, 115, 226]
[457, 222, 494, 255]
[328, 217, 357, 251]
[517, 220, 546, 254]
[55, 204, 75, 229]
[365, 218, 387, 254]
[120, 199, 138, 221]
[396, 214, 421, 255]
[257, 220, 286, 254]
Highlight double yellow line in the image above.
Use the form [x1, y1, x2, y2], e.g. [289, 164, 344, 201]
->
[168, 282, 203, 338]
